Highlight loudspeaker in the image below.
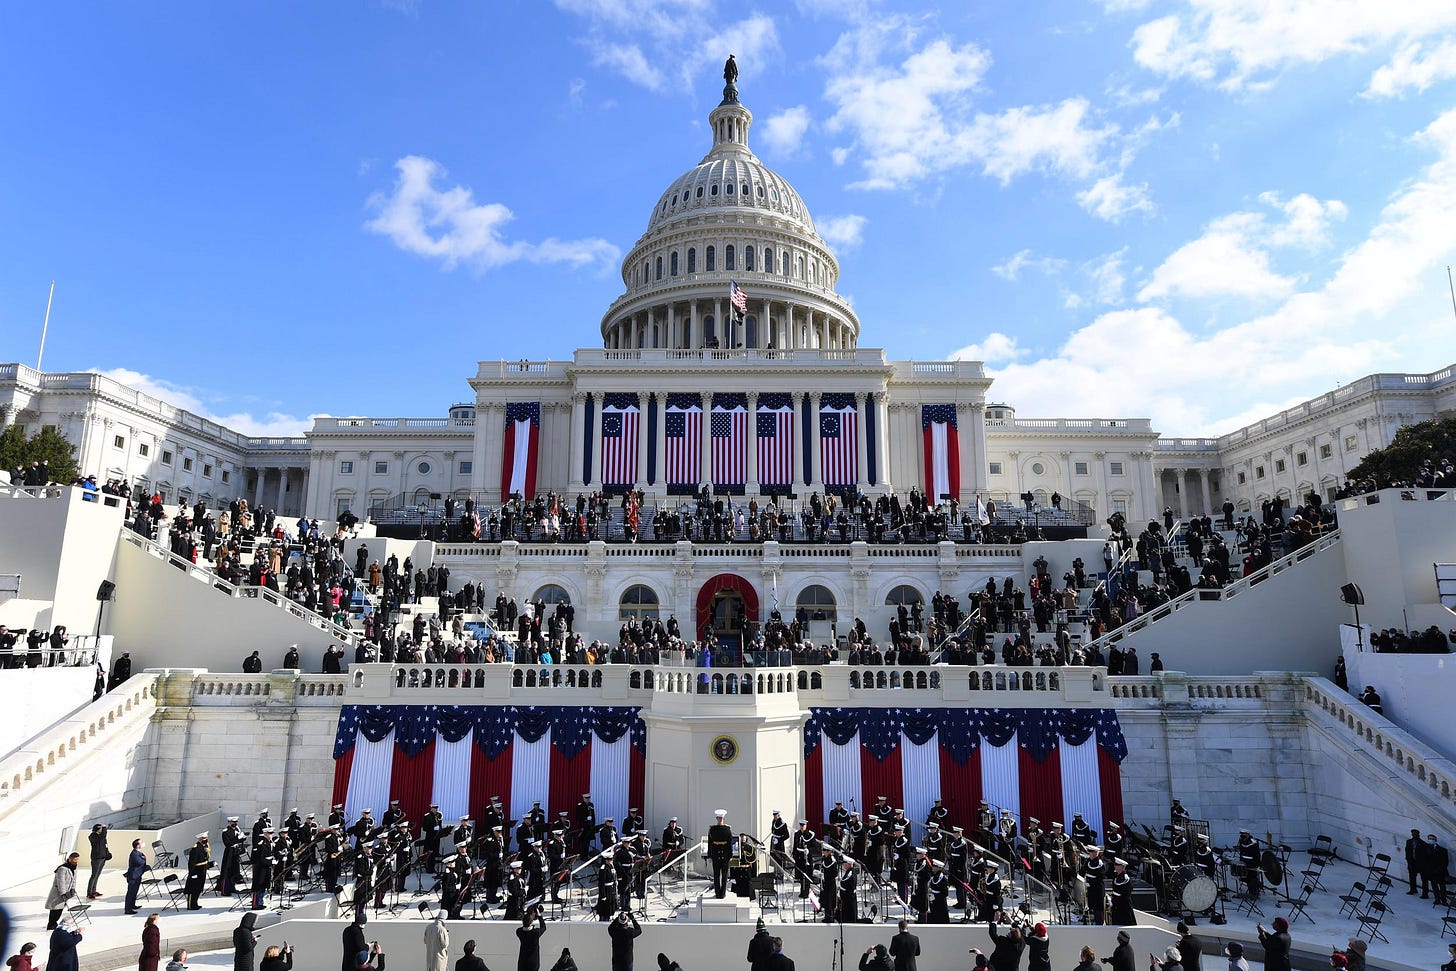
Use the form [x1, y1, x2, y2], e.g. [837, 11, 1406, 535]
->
[1340, 582, 1364, 606]
[96, 580, 116, 602]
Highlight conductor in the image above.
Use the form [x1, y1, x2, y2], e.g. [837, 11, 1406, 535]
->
[707, 809, 734, 899]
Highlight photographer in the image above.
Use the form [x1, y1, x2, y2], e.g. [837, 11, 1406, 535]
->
[608, 910, 641, 971]
[87, 824, 111, 899]
[859, 944, 893, 971]
[233, 914, 260, 971]
[260, 944, 294, 971]
[517, 905, 547, 971]
[986, 912, 1025, 971]
[352, 943, 386, 971]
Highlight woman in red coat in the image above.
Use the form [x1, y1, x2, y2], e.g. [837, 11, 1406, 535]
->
[140, 914, 162, 971]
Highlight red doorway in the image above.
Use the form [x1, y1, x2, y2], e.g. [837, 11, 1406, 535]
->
[694, 573, 760, 642]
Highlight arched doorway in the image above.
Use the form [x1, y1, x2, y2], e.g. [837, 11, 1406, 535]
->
[695, 573, 760, 650]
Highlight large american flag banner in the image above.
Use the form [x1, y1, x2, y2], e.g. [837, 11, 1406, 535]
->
[922, 404, 960, 501]
[332, 704, 646, 837]
[730, 280, 748, 315]
[502, 402, 540, 500]
[804, 707, 1126, 846]
[664, 394, 702, 493]
[601, 394, 640, 490]
[819, 394, 858, 489]
[711, 393, 747, 492]
[756, 393, 795, 489]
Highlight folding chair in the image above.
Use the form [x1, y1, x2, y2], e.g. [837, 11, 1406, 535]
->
[64, 898, 92, 926]
[1337, 881, 1367, 919]
[162, 874, 188, 912]
[1355, 899, 1390, 944]
[1368, 853, 1392, 879]
[152, 840, 179, 870]
[1299, 854, 1328, 892]
[139, 865, 166, 902]
[752, 873, 780, 913]
[1308, 835, 1335, 863]
[1441, 902, 1456, 940]
[1285, 883, 1317, 926]
[416, 899, 435, 921]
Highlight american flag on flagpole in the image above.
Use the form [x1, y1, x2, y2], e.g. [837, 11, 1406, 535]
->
[730, 281, 748, 316]
[711, 405, 746, 488]
[664, 401, 703, 488]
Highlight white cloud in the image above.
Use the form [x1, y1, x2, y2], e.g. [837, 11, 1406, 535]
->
[365, 156, 619, 271]
[817, 214, 868, 249]
[992, 249, 1066, 281]
[1101, 0, 1154, 11]
[1078, 174, 1154, 221]
[761, 106, 812, 157]
[92, 369, 319, 438]
[588, 41, 664, 91]
[1084, 248, 1129, 305]
[1137, 191, 1346, 302]
[949, 332, 1025, 364]
[1128, 2, 1456, 90]
[1365, 39, 1456, 98]
[953, 107, 1456, 435]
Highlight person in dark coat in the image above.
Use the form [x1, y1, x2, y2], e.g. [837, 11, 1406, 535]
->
[1101, 930, 1134, 971]
[455, 940, 489, 971]
[986, 919, 1025, 971]
[859, 945, 893, 971]
[342, 913, 368, 971]
[608, 911, 641, 971]
[888, 920, 920, 971]
[516, 908, 546, 971]
[47, 922, 84, 971]
[1426, 834, 1451, 903]
[140, 914, 162, 971]
[233, 913, 259, 971]
[1406, 829, 1426, 894]
[259, 945, 294, 971]
[1025, 923, 1050, 971]
[1256, 917, 1291, 971]
[1175, 923, 1202, 971]
[747, 919, 775, 971]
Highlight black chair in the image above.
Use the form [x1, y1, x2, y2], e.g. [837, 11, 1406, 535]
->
[64, 898, 92, 926]
[752, 873, 779, 912]
[152, 840, 179, 870]
[162, 874, 188, 912]
[1286, 883, 1317, 926]
[1356, 899, 1390, 944]
[416, 899, 435, 920]
[1299, 854, 1328, 892]
[1440, 902, 1456, 940]
[1338, 881, 1368, 918]
[1368, 853, 1392, 879]
[1308, 835, 1335, 862]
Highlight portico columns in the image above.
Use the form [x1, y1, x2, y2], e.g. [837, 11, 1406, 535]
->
[569, 393, 586, 493]
[809, 391, 823, 492]
[854, 392, 869, 493]
[700, 391, 714, 490]
[746, 391, 760, 495]
[590, 392, 605, 488]
[654, 393, 668, 496]
[1199, 470, 1212, 517]
[637, 391, 650, 488]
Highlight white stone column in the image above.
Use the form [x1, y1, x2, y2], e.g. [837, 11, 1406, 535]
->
[654, 393, 668, 496]
[714, 299, 723, 346]
[791, 391, 804, 488]
[809, 391, 823, 492]
[637, 391, 650, 488]
[667, 303, 676, 350]
[1198, 469, 1212, 517]
[878, 393, 894, 494]
[746, 391, 759, 495]
[854, 392, 869, 493]
[590, 392, 605, 488]
[688, 300, 697, 349]
[700, 391, 714, 489]
[1176, 471, 1188, 519]
[569, 393, 586, 493]
[956, 401, 978, 504]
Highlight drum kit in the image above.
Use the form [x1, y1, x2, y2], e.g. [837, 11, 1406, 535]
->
[1123, 820, 1295, 923]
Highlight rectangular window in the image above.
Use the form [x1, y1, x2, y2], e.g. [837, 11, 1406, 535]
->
[1109, 462, 1125, 475]
[374, 461, 389, 475]
[988, 462, 1003, 475]
[112, 434, 125, 449]
[203, 463, 213, 478]
[138, 443, 150, 457]
[1256, 466, 1266, 479]
[459, 460, 473, 474]
[336, 497, 352, 518]
[1274, 459, 1285, 474]
[161, 450, 173, 465]
[1345, 435, 1358, 452]
[182, 457, 194, 472]
[1320, 444, 1333, 459]
[339, 460, 354, 474]
[1296, 452, 1307, 467]
[1237, 471, 1247, 485]
[1112, 499, 1128, 515]
[1074, 461, 1088, 476]
[221, 470, 231, 484]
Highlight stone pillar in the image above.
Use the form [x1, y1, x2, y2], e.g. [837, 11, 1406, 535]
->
[637, 392, 650, 488]
[1176, 471, 1188, 519]
[569, 393, 586, 493]
[746, 391, 760, 495]
[654, 393, 668, 496]
[854, 392, 869, 493]
[701, 391, 714, 490]
[688, 300, 698, 350]
[809, 391, 823, 492]
[791, 391, 805, 487]
[590, 392, 605, 488]
[878, 394, 894, 495]
[714, 299, 723, 347]
[1199, 468, 1212, 517]
[667, 303, 676, 350]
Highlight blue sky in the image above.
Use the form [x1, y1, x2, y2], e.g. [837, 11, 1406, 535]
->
[3, 1, 1456, 436]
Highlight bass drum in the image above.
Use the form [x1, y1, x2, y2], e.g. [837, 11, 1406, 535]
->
[1170, 864, 1218, 913]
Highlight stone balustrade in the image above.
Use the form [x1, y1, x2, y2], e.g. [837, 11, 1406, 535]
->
[0, 673, 159, 811]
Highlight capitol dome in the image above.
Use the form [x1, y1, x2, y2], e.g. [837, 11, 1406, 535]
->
[599, 68, 860, 353]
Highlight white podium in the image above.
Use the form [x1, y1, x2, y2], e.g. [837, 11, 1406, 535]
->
[694, 894, 753, 923]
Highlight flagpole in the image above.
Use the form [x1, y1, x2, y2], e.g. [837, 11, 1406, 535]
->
[36, 280, 55, 371]
[1447, 266, 1456, 324]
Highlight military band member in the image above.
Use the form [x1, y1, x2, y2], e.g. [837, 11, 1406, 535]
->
[866, 818, 887, 877]
[597, 817, 619, 853]
[350, 809, 375, 847]
[980, 863, 1005, 921]
[948, 826, 970, 910]
[848, 813, 867, 863]
[283, 808, 304, 843]
[891, 827, 912, 904]
[575, 794, 596, 857]
[623, 807, 645, 838]
[480, 826, 505, 904]
[1170, 798, 1190, 828]
[251, 810, 271, 850]
[218, 817, 245, 895]
[1194, 833, 1217, 879]
[1071, 811, 1092, 845]
[1104, 821, 1126, 861]
[793, 820, 817, 899]
[381, 800, 405, 830]
[421, 804, 444, 860]
[322, 825, 343, 893]
[873, 796, 894, 827]
[546, 827, 569, 904]
[392, 822, 412, 893]
[328, 804, 346, 830]
[593, 858, 617, 919]
[708, 810, 734, 899]
[927, 859, 950, 924]
[371, 837, 393, 907]
[829, 801, 850, 829]
[911, 847, 931, 916]
[820, 845, 839, 922]
[1109, 858, 1135, 925]
[839, 857, 859, 923]
[1084, 845, 1108, 925]
[924, 822, 946, 862]
[1169, 827, 1190, 865]
[1236, 830, 1261, 899]
[662, 817, 685, 855]
[448, 845, 474, 916]
[184, 833, 211, 910]
[440, 861, 463, 920]
[927, 798, 950, 831]
[351, 841, 374, 920]
[297, 813, 320, 882]
[769, 811, 790, 866]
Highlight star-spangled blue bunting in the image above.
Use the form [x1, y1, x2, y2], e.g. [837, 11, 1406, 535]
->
[802, 708, 1129, 766]
[334, 705, 648, 761]
[922, 403, 957, 429]
[505, 402, 540, 427]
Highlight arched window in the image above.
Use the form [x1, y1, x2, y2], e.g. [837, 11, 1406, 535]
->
[726, 245, 735, 271]
[745, 246, 755, 271]
[745, 315, 757, 348]
[413, 487, 432, 505]
[885, 584, 924, 606]
[670, 251, 679, 276]
[655, 256, 663, 280]
[798, 256, 805, 279]
[687, 248, 696, 273]
[782, 250, 790, 276]
[703, 315, 715, 345]
[764, 249, 774, 273]
[795, 584, 838, 622]
[706, 246, 716, 271]
[533, 584, 571, 605]
[619, 584, 660, 622]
